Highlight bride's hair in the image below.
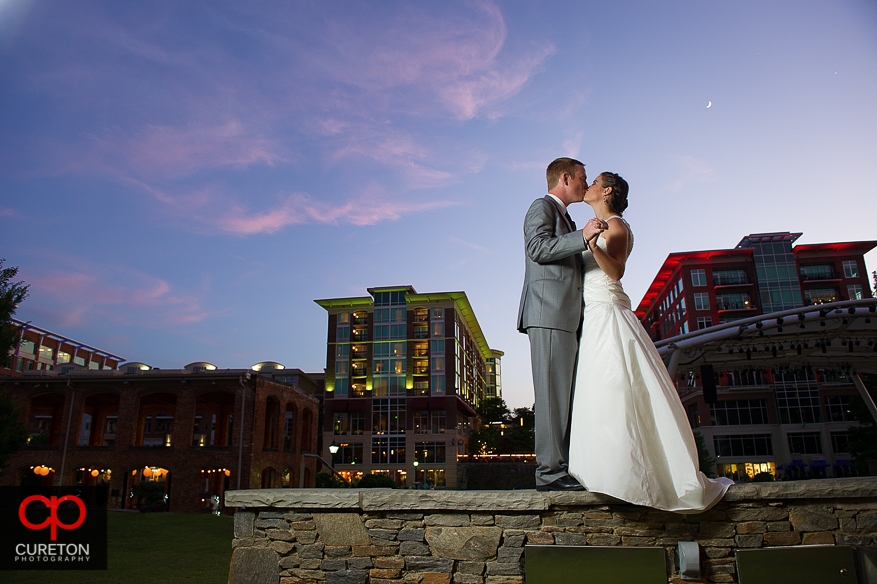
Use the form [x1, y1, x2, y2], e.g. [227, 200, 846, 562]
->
[600, 172, 629, 215]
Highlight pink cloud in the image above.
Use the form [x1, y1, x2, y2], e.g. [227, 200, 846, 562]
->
[0, 208, 15, 217]
[25, 263, 223, 329]
[209, 190, 461, 235]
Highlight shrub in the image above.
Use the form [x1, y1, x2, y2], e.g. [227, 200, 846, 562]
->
[356, 474, 397, 488]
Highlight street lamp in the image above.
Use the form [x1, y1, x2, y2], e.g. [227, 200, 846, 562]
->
[329, 441, 339, 465]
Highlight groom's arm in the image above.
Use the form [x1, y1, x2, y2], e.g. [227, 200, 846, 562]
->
[524, 199, 587, 264]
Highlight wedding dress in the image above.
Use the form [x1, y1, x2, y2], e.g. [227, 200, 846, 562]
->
[568, 217, 732, 512]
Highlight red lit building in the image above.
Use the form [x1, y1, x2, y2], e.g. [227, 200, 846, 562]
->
[637, 233, 875, 341]
[635, 233, 877, 482]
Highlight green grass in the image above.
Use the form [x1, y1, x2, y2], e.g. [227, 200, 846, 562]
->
[4, 511, 234, 584]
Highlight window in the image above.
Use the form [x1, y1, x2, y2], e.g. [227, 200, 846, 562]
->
[691, 269, 706, 286]
[848, 285, 863, 300]
[431, 374, 446, 395]
[337, 313, 349, 324]
[430, 339, 445, 354]
[787, 432, 822, 455]
[710, 400, 769, 426]
[374, 290, 407, 307]
[74, 355, 86, 366]
[831, 431, 850, 454]
[825, 395, 854, 422]
[372, 399, 406, 434]
[414, 324, 429, 339]
[337, 326, 350, 341]
[334, 378, 348, 397]
[336, 345, 349, 358]
[350, 412, 365, 435]
[57, 351, 71, 364]
[713, 434, 773, 457]
[372, 436, 406, 464]
[19, 340, 35, 354]
[804, 288, 839, 305]
[716, 293, 752, 311]
[431, 322, 444, 337]
[333, 413, 348, 435]
[800, 264, 835, 281]
[842, 260, 859, 278]
[375, 307, 406, 323]
[432, 308, 444, 319]
[431, 410, 447, 434]
[694, 293, 710, 311]
[413, 410, 429, 434]
[776, 385, 822, 424]
[372, 376, 406, 397]
[39, 345, 53, 359]
[697, 317, 712, 330]
[414, 441, 446, 463]
[431, 356, 445, 371]
[335, 361, 348, 375]
[713, 269, 748, 286]
[335, 443, 363, 465]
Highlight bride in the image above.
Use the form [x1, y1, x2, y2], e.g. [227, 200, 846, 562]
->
[567, 171, 732, 513]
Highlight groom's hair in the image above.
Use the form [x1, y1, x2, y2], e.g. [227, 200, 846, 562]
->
[546, 157, 584, 190]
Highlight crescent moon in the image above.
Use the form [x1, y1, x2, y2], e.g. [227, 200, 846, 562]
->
[707, 101, 712, 108]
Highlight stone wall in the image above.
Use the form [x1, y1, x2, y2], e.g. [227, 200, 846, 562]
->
[226, 478, 877, 584]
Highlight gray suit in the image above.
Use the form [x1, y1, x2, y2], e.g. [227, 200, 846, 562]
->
[517, 196, 587, 485]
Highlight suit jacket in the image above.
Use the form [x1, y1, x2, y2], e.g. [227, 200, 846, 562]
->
[517, 196, 587, 333]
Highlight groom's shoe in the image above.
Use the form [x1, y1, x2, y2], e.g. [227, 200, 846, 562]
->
[536, 476, 586, 492]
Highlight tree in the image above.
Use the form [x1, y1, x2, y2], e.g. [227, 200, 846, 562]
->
[0, 259, 30, 472]
[505, 406, 535, 453]
[1, 259, 29, 369]
[469, 425, 503, 454]
[476, 397, 510, 424]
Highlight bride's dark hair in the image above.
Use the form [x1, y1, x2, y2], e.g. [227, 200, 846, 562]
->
[600, 172, 629, 215]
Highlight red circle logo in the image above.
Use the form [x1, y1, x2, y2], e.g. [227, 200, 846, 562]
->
[19, 495, 87, 541]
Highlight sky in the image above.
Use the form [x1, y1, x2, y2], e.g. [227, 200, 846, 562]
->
[1, 0, 876, 409]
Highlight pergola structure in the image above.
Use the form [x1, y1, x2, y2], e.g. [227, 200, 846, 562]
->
[654, 298, 877, 422]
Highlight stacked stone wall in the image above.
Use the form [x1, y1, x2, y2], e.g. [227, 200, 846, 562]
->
[227, 478, 877, 584]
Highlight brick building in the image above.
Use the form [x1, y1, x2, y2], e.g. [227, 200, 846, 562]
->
[1, 362, 320, 513]
[315, 285, 502, 488]
[634, 232, 877, 482]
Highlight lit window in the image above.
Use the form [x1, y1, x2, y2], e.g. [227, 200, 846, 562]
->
[847, 285, 863, 300]
[842, 260, 859, 278]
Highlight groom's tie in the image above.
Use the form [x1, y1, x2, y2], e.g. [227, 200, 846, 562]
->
[565, 212, 576, 231]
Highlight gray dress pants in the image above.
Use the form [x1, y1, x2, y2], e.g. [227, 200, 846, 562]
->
[528, 327, 581, 486]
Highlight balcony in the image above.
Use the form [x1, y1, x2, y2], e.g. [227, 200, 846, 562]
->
[352, 316, 369, 326]
[716, 300, 756, 312]
[351, 365, 368, 377]
[800, 270, 840, 282]
[414, 328, 429, 339]
[713, 276, 751, 287]
[352, 331, 368, 342]
[413, 313, 429, 323]
[413, 362, 429, 375]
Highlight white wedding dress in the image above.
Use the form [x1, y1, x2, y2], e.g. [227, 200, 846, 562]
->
[568, 217, 732, 512]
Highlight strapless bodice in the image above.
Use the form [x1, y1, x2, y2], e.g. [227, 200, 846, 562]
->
[582, 218, 634, 309]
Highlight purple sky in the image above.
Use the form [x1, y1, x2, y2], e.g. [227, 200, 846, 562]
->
[2, 0, 876, 408]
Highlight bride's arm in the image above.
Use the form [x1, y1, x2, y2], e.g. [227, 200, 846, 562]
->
[587, 218, 628, 281]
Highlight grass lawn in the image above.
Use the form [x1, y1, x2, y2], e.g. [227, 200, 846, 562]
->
[4, 511, 234, 584]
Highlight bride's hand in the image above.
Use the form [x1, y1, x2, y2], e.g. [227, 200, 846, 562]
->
[581, 218, 605, 243]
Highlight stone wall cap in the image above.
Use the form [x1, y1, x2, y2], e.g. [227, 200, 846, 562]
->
[225, 478, 877, 510]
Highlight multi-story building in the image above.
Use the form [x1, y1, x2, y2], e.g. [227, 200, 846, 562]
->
[1, 318, 124, 376]
[315, 285, 502, 488]
[635, 232, 877, 482]
[2, 361, 321, 512]
[637, 232, 875, 340]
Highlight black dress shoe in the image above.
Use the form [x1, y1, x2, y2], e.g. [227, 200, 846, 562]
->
[536, 476, 586, 491]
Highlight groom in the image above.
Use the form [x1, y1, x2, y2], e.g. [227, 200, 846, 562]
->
[517, 157, 603, 491]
